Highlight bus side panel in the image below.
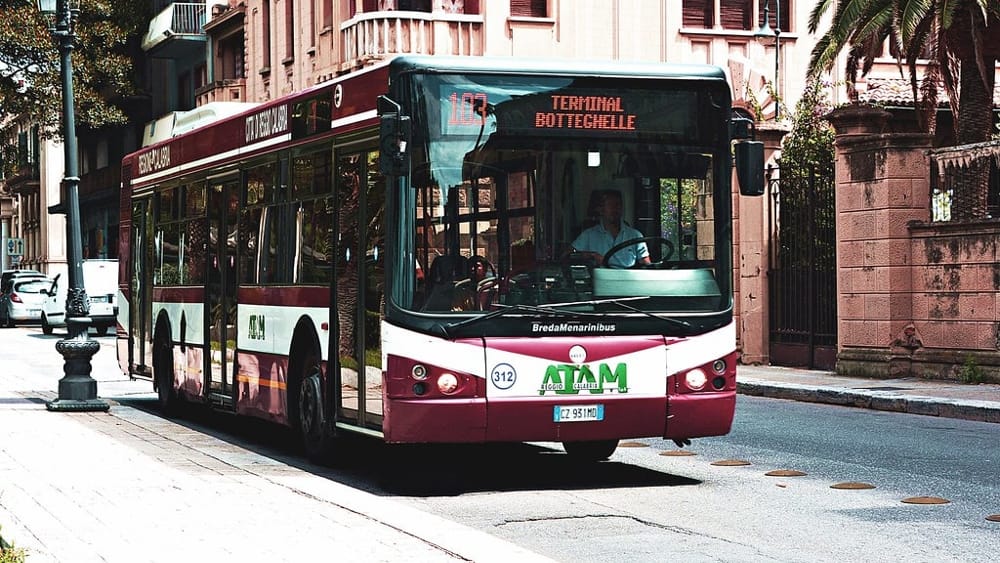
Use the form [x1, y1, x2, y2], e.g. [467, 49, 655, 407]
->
[152, 287, 206, 401]
[234, 350, 290, 425]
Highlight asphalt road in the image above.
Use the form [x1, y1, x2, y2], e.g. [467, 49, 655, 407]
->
[15, 326, 998, 561]
[389, 396, 1000, 562]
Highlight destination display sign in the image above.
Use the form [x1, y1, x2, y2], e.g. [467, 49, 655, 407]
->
[439, 84, 695, 140]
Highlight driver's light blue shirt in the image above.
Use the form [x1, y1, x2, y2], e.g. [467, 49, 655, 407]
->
[572, 222, 650, 268]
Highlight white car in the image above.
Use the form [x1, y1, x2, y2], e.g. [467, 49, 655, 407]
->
[41, 260, 119, 336]
[0, 277, 54, 327]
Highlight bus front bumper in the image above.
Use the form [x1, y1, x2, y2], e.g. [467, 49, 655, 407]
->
[383, 391, 735, 444]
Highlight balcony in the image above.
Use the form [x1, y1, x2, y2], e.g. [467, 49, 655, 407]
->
[142, 2, 209, 59]
[195, 78, 247, 106]
[340, 11, 483, 71]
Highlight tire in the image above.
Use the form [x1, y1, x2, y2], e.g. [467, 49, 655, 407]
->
[562, 439, 618, 462]
[154, 331, 180, 415]
[41, 314, 53, 335]
[292, 346, 336, 464]
[94, 325, 109, 336]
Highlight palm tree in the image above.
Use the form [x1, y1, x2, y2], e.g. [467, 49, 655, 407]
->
[807, 0, 1000, 220]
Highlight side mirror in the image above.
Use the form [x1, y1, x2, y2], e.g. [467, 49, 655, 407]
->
[377, 95, 411, 176]
[734, 140, 765, 196]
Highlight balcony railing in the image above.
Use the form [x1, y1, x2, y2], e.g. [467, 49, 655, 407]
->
[142, 3, 208, 52]
[195, 78, 247, 106]
[341, 11, 483, 71]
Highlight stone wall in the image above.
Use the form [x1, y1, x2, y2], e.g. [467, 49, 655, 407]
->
[827, 104, 1000, 383]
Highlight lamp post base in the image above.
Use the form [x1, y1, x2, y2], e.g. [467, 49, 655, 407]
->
[47, 317, 110, 412]
[46, 397, 110, 412]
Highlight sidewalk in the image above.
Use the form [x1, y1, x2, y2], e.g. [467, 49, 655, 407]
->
[3, 326, 999, 563]
[0, 328, 554, 563]
[738, 364, 1000, 423]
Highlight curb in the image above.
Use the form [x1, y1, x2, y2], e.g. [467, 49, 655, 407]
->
[737, 381, 1000, 424]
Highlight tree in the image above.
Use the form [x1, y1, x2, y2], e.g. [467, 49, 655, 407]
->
[807, 0, 1000, 220]
[0, 0, 151, 140]
[776, 79, 836, 270]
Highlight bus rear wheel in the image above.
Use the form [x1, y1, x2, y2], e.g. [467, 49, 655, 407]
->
[154, 332, 180, 415]
[293, 350, 336, 465]
[562, 439, 618, 462]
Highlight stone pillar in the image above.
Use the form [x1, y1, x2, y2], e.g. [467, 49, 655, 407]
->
[735, 123, 787, 364]
[825, 104, 932, 377]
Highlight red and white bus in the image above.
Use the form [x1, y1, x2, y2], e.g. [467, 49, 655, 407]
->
[118, 55, 763, 462]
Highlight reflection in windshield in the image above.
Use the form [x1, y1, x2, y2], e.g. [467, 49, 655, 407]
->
[403, 73, 729, 316]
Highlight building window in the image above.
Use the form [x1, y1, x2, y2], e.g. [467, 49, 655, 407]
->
[284, 0, 294, 62]
[218, 33, 245, 80]
[261, 0, 271, 72]
[683, 1, 791, 32]
[682, 0, 712, 28]
[720, 0, 751, 30]
[322, 0, 333, 29]
[511, 0, 546, 18]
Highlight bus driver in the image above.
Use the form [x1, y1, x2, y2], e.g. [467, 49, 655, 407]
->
[570, 189, 651, 268]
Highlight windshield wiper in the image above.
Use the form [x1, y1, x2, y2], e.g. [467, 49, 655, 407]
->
[599, 298, 694, 330]
[438, 302, 599, 337]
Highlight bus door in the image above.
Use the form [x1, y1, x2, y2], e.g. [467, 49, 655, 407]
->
[333, 147, 385, 431]
[129, 199, 153, 376]
[206, 181, 239, 407]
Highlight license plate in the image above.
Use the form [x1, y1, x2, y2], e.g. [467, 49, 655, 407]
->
[553, 404, 604, 423]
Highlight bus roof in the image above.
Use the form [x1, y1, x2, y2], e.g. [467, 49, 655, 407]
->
[124, 55, 731, 187]
[389, 55, 728, 82]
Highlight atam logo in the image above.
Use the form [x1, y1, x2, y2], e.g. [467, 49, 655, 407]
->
[538, 363, 628, 395]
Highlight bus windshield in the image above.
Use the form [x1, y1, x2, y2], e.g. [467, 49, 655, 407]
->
[399, 72, 732, 319]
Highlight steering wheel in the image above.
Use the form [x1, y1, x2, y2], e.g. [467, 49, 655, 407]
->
[603, 236, 675, 269]
[467, 256, 497, 309]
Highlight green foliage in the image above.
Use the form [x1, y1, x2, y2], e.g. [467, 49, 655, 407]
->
[0, 525, 27, 563]
[959, 355, 985, 385]
[775, 79, 836, 270]
[0, 0, 152, 140]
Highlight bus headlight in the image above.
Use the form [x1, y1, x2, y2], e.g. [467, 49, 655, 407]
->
[437, 373, 459, 395]
[684, 368, 708, 391]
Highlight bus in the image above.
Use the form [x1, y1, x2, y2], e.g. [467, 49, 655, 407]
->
[118, 55, 764, 463]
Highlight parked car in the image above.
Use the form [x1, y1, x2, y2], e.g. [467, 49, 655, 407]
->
[1, 269, 47, 299]
[0, 269, 48, 315]
[41, 259, 119, 336]
[0, 276, 54, 327]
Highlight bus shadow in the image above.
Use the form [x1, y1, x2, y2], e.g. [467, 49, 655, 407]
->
[117, 397, 701, 497]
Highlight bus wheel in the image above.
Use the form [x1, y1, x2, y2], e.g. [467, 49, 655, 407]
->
[297, 362, 336, 465]
[562, 440, 618, 462]
[153, 332, 180, 415]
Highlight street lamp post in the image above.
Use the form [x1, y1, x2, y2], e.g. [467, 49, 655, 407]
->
[38, 0, 109, 412]
[755, 0, 782, 120]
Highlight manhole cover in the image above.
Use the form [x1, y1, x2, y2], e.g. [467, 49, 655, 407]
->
[660, 450, 696, 457]
[711, 459, 751, 466]
[831, 482, 876, 490]
[765, 469, 806, 477]
[986, 514, 1000, 522]
[901, 496, 950, 505]
[618, 441, 648, 448]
